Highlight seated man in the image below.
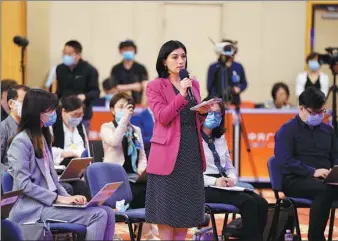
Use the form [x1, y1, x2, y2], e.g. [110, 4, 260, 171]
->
[1, 79, 17, 121]
[275, 86, 338, 241]
[93, 77, 118, 108]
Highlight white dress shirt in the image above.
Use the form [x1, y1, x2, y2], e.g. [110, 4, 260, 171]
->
[203, 135, 238, 187]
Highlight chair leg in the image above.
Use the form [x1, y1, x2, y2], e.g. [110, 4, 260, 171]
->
[136, 223, 143, 241]
[267, 200, 281, 241]
[291, 202, 302, 241]
[328, 208, 335, 241]
[221, 213, 229, 240]
[209, 212, 219, 241]
[231, 213, 236, 220]
[126, 220, 136, 241]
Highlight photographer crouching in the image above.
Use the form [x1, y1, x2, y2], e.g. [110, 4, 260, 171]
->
[207, 39, 247, 107]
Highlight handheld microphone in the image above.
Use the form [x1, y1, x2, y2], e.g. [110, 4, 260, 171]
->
[13, 36, 29, 47]
[179, 69, 193, 100]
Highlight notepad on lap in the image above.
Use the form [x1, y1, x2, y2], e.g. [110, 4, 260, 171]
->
[324, 165, 338, 185]
[190, 98, 222, 111]
[210, 186, 254, 192]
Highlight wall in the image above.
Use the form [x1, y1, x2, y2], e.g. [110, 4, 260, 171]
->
[1, 1, 27, 84]
[26, 1, 308, 104]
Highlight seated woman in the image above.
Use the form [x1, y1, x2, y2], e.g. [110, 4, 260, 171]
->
[100, 93, 158, 240]
[296, 52, 329, 97]
[263, 82, 292, 109]
[7, 89, 115, 241]
[201, 97, 268, 241]
[51, 95, 91, 200]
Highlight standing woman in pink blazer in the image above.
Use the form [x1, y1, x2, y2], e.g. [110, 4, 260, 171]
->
[145, 40, 207, 240]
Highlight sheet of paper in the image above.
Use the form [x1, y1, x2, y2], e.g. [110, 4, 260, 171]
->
[209, 185, 254, 192]
[190, 98, 222, 111]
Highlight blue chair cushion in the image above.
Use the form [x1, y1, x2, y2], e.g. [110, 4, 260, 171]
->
[205, 203, 240, 213]
[287, 197, 312, 206]
[116, 208, 146, 220]
[49, 223, 87, 234]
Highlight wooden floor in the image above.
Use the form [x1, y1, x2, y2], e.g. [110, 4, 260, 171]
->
[114, 189, 338, 240]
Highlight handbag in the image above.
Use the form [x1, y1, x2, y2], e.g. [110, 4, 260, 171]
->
[20, 220, 53, 241]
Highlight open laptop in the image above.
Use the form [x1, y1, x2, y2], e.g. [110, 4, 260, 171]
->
[53, 182, 122, 209]
[1, 189, 23, 218]
[128, 171, 147, 184]
[58, 157, 92, 182]
[324, 165, 338, 185]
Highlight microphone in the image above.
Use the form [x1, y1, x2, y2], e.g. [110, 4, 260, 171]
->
[179, 69, 193, 100]
[13, 36, 29, 47]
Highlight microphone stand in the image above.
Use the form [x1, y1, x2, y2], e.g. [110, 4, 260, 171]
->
[20, 46, 26, 84]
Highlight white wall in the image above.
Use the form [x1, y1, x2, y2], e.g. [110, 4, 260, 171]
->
[27, 1, 308, 104]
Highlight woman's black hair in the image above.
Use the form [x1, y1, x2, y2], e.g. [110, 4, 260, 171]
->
[202, 97, 226, 138]
[271, 82, 290, 101]
[306, 52, 320, 62]
[109, 92, 135, 109]
[61, 95, 83, 112]
[156, 40, 187, 78]
[12, 89, 58, 158]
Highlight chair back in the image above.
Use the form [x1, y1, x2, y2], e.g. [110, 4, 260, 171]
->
[81, 149, 89, 158]
[86, 162, 132, 208]
[2, 172, 13, 193]
[89, 140, 104, 162]
[267, 156, 284, 192]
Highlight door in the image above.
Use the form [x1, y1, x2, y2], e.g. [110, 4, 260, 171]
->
[163, 3, 223, 98]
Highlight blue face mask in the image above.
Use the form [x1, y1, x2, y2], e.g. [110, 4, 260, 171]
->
[63, 55, 75, 66]
[203, 112, 222, 129]
[67, 116, 83, 127]
[105, 94, 114, 102]
[42, 111, 57, 127]
[122, 51, 135, 61]
[115, 111, 123, 122]
[306, 113, 324, 126]
[308, 60, 320, 71]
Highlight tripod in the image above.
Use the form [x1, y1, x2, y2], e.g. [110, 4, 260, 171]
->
[325, 65, 338, 135]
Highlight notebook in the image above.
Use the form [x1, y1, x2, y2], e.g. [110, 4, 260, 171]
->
[1, 189, 23, 218]
[324, 165, 338, 185]
[210, 185, 254, 192]
[58, 157, 92, 182]
[190, 98, 222, 111]
[128, 171, 147, 184]
[53, 182, 122, 208]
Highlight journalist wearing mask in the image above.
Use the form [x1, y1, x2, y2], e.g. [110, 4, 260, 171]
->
[7, 89, 115, 240]
[202, 97, 268, 241]
[51, 95, 91, 199]
[296, 52, 329, 97]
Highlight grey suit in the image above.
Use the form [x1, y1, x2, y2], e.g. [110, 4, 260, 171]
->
[1, 115, 18, 172]
[8, 131, 115, 240]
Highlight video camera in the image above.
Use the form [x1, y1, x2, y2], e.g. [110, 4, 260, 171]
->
[214, 39, 238, 64]
[318, 47, 338, 69]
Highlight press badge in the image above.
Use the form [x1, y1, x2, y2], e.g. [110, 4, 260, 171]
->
[71, 144, 78, 150]
[232, 71, 240, 83]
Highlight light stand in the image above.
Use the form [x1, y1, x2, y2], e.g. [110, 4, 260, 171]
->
[20, 46, 26, 84]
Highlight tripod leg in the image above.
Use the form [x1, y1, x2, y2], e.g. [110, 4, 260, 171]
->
[236, 109, 263, 196]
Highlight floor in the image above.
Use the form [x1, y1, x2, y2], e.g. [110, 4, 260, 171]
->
[114, 189, 338, 240]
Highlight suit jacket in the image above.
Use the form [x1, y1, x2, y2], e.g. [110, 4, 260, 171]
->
[7, 131, 69, 224]
[100, 120, 147, 173]
[130, 108, 154, 145]
[1, 115, 18, 168]
[146, 78, 206, 175]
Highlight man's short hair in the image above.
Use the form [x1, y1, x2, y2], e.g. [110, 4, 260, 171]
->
[102, 78, 117, 91]
[65, 40, 82, 53]
[118, 40, 137, 53]
[7, 85, 30, 103]
[1, 79, 17, 95]
[299, 87, 326, 110]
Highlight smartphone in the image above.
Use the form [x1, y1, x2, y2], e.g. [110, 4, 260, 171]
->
[127, 99, 135, 109]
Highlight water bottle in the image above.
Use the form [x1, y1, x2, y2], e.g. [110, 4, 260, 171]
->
[284, 229, 293, 241]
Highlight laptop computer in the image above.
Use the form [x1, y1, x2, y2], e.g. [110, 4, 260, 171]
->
[58, 157, 92, 182]
[128, 171, 147, 184]
[53, 181, 122, 209]
[1, 189, 23, 218]
[324, 165, 338, 185]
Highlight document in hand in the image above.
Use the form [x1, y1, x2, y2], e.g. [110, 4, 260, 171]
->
[190, 98, 222, 111]
[210, 186, 254, 192]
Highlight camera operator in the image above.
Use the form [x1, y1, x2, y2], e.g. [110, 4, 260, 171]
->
[207, 39, 247, 106]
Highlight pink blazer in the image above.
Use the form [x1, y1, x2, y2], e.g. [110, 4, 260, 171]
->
[146, 77, 206, 175]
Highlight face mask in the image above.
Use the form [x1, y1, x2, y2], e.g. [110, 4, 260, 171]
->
[306, 113, 324, 126]
[67, 116, 83, 127]
[63, 55, 75, 66]
[14, 101, 22, 117]
[42, 111, 57, 127]
[308, 60, 320, 71]
[122, 51, 135, 61]
[203, 112, 222, 129]
[105, 94, 114, 102]
[115, 111, 123, 122]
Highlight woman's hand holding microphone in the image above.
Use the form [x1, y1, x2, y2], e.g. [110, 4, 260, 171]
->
[179, 78, 193, 97]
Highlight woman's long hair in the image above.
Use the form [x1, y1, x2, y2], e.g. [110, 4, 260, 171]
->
[11, 89, 58, 158]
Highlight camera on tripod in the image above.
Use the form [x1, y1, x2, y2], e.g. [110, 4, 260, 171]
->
[215, 40, 238, 64]
[318, 47, 338, 73]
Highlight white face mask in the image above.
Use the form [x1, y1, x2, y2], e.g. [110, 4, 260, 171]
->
[13, 101, 22, 117]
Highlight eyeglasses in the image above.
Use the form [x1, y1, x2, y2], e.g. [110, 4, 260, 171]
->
[305, 108, 326, 116]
